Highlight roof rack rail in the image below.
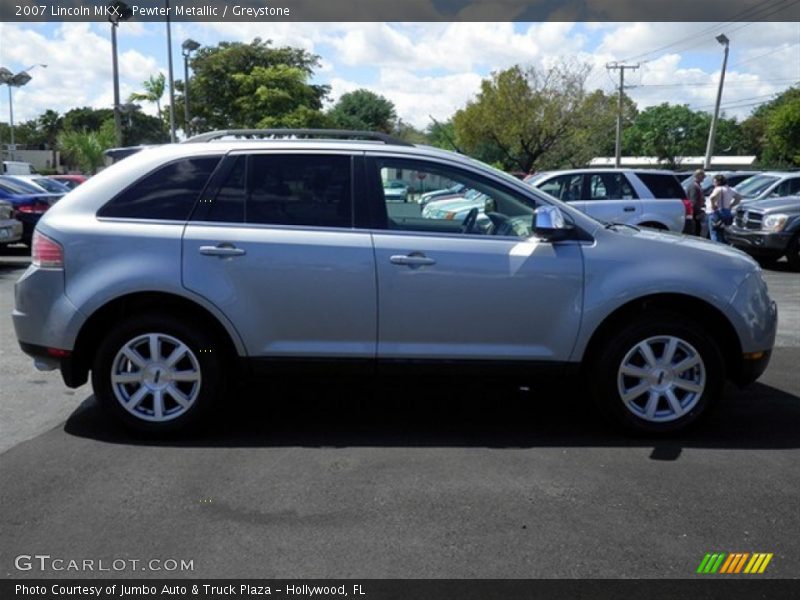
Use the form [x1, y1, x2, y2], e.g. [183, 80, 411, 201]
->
[183, 128, 414, 147]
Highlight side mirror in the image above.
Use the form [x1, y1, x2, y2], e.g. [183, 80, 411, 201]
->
[533, 205, 573, 241]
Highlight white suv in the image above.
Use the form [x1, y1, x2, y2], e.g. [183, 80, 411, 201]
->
[527, 169, 691, 233]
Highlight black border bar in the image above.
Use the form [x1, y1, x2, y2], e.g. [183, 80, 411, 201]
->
[3, 0, 800, 22]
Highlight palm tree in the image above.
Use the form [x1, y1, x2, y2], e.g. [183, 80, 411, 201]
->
[38, 109, 63, 171]
[129, 73, 166, 128]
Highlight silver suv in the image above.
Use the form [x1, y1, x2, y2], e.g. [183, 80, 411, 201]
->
[13, 130, 777, 434]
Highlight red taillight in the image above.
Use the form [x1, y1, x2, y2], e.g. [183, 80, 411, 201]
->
[32, 231, 64, 268]
[47, 347, 71, 358]
[682, 199, 694, 217]
[17, 203, 50, 214]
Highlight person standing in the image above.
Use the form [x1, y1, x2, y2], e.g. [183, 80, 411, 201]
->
[686, 169, 706, 236]
[708, 174, 742, 243]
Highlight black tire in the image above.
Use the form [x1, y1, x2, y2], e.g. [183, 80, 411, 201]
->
[786, 234, 800, 271]
[589, 312, 725, 434]
[92, 313, 224, 434]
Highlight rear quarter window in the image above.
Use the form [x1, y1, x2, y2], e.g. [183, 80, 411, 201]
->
[636, 173, 686, 199]
[97, 156, 221, 220]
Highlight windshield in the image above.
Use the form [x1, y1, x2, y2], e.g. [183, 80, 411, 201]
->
[32, 177, 68, 193]
[736, 174, 779, 197]
[0, 178, 38, 194]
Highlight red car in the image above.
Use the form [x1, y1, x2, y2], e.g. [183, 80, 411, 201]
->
[47, 174, 87, 190]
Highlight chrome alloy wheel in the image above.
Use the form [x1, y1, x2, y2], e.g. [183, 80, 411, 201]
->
[617, 335, 706, 423]
[110, 333, 202, 422]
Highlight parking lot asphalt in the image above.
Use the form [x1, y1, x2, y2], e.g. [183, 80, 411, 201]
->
[1, 249, 799, 579]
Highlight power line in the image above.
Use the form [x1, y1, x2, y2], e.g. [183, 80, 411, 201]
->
[619, 0, 800, 64]
[634, 78, 799, 89]
[728, 43, 800, 69]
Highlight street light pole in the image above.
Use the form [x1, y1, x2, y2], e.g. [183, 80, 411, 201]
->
[0, 64, 45, 160]
[165, 0, 177, 142]
[107, 2, 132, 148]
[181, 39, 200, 136]
[704, 34, 730, 171]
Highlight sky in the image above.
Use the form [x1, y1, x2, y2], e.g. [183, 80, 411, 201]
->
[0, 21, 798, 131]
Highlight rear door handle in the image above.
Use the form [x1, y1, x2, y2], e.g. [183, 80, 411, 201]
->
[199, 244, 246, 257]
[390, 253, 436, 267]
[623, 206, 636, 212]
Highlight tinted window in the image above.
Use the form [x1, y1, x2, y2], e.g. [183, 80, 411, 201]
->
[99, 157, 221, 220]
[246, 154, 352, 228]
[205, 156, 246, 223]
[635, 173, 685, 199]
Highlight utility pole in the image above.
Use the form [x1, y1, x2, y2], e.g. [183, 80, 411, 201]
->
[166, 0, 177, 143]
[704, 34, 730, 170]
[606, 62, 638, 169]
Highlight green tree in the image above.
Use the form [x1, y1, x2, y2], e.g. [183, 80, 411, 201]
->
[183, 38, 329, 131]
[128, 73, 167, 128]
[453, 62, 591, 172]
[622, 104, 707, 169]
[426, 118, 459, 151]
[58, 121, 116, 174]
[765, 99, 800, 166]
[544, 90, 637, 169]
[38, 109, 63, 169]
[328, 89, 396, 133]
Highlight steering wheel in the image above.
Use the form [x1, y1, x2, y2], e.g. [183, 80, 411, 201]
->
[461, 207, 479, 234]
[486, 212, 513, 236]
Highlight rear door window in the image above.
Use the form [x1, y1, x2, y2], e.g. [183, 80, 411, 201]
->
[98, 156, 221, 220]
[587, 172, 637, 201]
[635, 173, 685, 199]
[246, 154, 352, 228]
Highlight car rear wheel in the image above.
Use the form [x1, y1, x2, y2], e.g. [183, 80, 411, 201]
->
[590, 312, 724, 434]
[92, 314, 223, 433]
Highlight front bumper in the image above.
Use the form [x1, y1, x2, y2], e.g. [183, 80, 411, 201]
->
[727, 227, 792, 257]
[732, 348, 773, 387]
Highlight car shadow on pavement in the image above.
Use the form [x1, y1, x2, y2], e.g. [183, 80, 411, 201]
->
[64, 377, 800, 455]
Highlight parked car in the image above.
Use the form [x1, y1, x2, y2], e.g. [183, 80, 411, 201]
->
[726, 195, 800, 269]
[682, 171, 755, 197]
[735, 172, 800, 202]
[2, 160, 37, 175]
[383, 180, 409, 202]
[527, 169, 690, 233]
[6, 175, 70, 196]
[418, 183, 467, 206]
[0, 200, 23, 246]
[0, 176, 62, 244]
[48, 174, 88, 190]
[13, 129, 776, 436]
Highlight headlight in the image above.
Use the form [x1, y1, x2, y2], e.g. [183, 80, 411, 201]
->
[762, 213, 788, 232]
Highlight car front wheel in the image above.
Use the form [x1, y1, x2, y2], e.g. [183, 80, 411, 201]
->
[590, 313, 724, 434]
[92, 314, 222, 433]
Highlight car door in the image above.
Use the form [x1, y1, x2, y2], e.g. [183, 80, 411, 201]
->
[182, 151, 377, 359]
[367, 155, 584, 363]
[581, 172, 641, 224]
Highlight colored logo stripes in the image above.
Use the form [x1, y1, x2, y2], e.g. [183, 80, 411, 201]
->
[697, 553, 773, 574]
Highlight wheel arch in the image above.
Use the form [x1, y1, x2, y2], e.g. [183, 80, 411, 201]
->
[581, 293, 743, 381]
[67, 291, 244, 387]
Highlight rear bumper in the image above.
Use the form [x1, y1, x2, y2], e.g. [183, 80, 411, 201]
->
[18, 341, 87, 387]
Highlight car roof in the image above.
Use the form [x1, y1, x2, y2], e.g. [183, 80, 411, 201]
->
[531, 168, 678, 177]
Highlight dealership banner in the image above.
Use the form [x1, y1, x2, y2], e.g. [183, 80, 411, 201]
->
[3, 579, 800, 599]
[3, 0, 800, 22]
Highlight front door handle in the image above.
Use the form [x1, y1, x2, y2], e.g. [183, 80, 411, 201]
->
[390, 253, 436, 267]
[199, 243, 246, 258]
[623, 206, 636, 212]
